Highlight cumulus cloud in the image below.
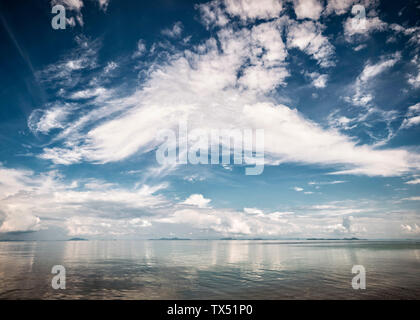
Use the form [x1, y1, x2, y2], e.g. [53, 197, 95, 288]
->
[342, 215, 354, 233]
[0, 164, 167, 235]
[0, 164, 416, 238]
[224, 0, 283, 21]
[156, 201, 406, 238]
[158, 207, 298, 236]
[182, 194, 212, 208]
[401, 223, 420, 235]
[293, 0, 323, 20]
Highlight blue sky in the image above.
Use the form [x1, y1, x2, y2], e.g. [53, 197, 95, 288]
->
[0, 0, 420, 239]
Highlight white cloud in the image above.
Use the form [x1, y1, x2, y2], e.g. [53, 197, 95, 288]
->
[50, 0, 111, 26]
[325, 0, 357, 15]
[69, 87, 108, 100]
[238, 20, 289, 91]
[293, 0, 323, 20]
[183, 174, 206, 182]
[406, 178, 420, 185]
[97, 0, 110, 11]
[36, 36, 100, 89]
[66, 216, 151, 237]
[307, 72, 328, 88]
[308, 180, 346, 185]
[196, 1, 229, 28]
[402, 197, 420, 201]
[390, 24, 420, 47]
[162, 22, 183, 38]
[401, 103, 420, 129]
[132, 39, 147, 58]
[349, 53, 400, 107]
[243, 207, 264, 214]
[0, 213, 41, 233]
[28, 104, 73, 134]
[52, 0, 83, 11]
[294, 187, 304, 192]
[359, 56, 399, 82]
[401, 224, 420, 235]
[407, 103, 420, 115]
[407, 56, 420, 89]
[182, 194, 212, 208]
[343, 16, 387, 42]
[156, 202, 407, 238]
[158, 207, 297, 236]
[325, 0, 379, 16]
[354, 44, 367, 51]
[36, 39, 419, 177]
[286, 20, 335, 67]
[223, 0, 283, 21]
[239, 64, 289, 91]
[104, 61, 117, 73]
[402, 116, 420, 129]
[408, 72, 420, 88]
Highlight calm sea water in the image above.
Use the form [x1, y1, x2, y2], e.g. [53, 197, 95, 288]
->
[0, 240, 419, 299]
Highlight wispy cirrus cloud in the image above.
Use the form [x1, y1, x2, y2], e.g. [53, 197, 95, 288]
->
[29, 1, 420, 178]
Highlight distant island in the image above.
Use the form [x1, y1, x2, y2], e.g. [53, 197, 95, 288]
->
[151, 237, 192, 240]
[147, 237, 364, 241]
[220, 237, 264, 240]
[306, 237, 362, 241]
[67, 237, 88, 241]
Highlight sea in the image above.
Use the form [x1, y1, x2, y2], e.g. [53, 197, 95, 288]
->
[0, 240, 419, 299]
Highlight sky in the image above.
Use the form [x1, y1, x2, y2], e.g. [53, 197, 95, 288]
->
[0, 0, 420, 240]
